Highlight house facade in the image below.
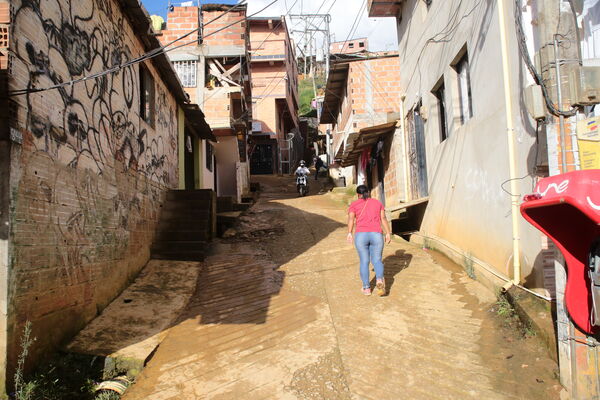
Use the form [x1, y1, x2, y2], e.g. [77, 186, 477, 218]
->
[248, 17, 300, 174]
[0, 0, 211, 392]
[321, 53, 404, 208]
[330, 38, 369, 55]
[366, 0, 551, 295]
[159, 3, 252, 200]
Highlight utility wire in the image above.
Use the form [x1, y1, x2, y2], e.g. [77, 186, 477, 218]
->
[9, 0, 279, 97]
[339, 0, 367, 54]
[203, 0, 301, 107]
[513, 0, 577, 117]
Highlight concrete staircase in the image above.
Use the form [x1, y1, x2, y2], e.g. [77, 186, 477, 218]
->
[151, 190, 216, 261]
[216, 196, 253, 236]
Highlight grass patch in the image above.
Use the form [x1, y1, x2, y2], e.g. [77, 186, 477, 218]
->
[491, 294, 536, 339]
[11, 345, 128, 400]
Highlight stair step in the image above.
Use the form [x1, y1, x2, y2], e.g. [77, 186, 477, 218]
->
[160, 200, 212, 212]
[166, 190, 214, 201]
[159, 208, 211, 219]
[158, 219, 211, 230]
[152, 241, 209, 252]
[155, 231, 211, 241]
[151, 251, 207, 261]
[217, 196, 234, 213]
[232, 203, 251, 212]
[217, 211, 243, 223]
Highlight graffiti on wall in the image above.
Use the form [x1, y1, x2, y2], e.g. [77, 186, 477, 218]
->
[10, 0, 180, 278]
[12, 0, 177, 184]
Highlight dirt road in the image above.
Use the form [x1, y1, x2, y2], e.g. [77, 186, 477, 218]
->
[123, 176, 561, 399]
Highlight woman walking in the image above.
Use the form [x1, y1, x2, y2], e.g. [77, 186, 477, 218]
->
[347, 185, 392, 296]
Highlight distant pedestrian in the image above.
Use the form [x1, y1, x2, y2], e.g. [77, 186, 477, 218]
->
[346, 185, 392, 296]
[314, 156, 325, 180]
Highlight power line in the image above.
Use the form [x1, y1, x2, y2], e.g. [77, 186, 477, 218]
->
[339, 0, 367, 54]
[8, 0, 279, 97]
[237, 0, 337, 125]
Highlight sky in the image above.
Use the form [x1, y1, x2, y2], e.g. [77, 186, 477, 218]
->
[141, 0, 399, 52]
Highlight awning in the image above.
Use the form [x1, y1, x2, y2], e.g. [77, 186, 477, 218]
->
[339, 121, 397, 167]
[320, 63, 350, 124]
[183, 104, 216, 141]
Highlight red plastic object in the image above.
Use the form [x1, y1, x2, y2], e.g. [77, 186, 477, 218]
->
[520, 170, 600, 334]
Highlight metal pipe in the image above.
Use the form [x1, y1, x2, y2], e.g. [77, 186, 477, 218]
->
[400, 95, 410, 202]
[497, 0, 522, 284]
[554, 36, 569, 173]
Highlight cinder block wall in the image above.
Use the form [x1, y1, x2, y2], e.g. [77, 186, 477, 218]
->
[6, 0, 179, 380]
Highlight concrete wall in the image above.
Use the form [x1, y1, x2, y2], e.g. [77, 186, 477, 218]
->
[396, 0, 546, 290]
[6, 0, 180, 378]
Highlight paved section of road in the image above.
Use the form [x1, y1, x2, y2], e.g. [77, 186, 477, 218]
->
[124, 176, 561, 400]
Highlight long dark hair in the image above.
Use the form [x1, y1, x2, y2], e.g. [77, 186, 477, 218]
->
[356, 185, 370, 199]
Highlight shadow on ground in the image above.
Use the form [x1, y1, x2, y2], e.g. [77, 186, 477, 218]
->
[176, 174, 346, 326]
[370, 250, 413, 296]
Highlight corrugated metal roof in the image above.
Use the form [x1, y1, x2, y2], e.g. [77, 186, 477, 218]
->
[339, 121, 397, 167]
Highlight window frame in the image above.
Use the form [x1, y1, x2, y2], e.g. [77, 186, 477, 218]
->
[172, 60, 198, 88]
[452, 49, 473, 125]
[139, 64, 155, 126]
[432, 77, 448, 142]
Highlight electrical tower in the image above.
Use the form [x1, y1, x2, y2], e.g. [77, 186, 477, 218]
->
[289, 14, 331, 80]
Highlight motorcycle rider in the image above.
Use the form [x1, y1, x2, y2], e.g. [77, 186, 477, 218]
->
[295, 160, 310, 176]
[295, 160, 310, 193]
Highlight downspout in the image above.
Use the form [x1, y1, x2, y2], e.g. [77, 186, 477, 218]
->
[400, 95, 410, 202]
[497, 0, 522, 284]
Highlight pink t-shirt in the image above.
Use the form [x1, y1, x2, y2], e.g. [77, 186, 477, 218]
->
[348, 198, 384, 233]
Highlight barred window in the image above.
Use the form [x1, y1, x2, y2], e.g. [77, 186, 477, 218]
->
[173, 60, 197, 87]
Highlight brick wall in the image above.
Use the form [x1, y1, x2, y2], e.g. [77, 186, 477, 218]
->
[202, 89, 233, 128]
[202, 8, 246, 47]
[382, 130, 400, 208]
[348, 55, 401, 130]
[161, 6, 199, 47]
[6, 0, 179, 378]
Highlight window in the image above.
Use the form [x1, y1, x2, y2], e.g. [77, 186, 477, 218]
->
[206, 141, 213, 172]
[453, 51, 473, 124]
[349, 43, 355, 48]
[432, 80, 448, 142]
[173, 60, 197, 87]
[359, 42, 365, 48]
[140, 64, 155, 125]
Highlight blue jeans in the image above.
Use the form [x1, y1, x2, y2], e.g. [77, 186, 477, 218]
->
[354, 232, 384, 288]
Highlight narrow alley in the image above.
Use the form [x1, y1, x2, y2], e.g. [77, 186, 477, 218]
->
[123, 177, 560, 400]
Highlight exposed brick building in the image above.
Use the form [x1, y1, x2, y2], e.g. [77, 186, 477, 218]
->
[0, 0, 209, 392]
[248, 17, 300, 174]
[158, 4, 252, 200]
[330, 38, 369, 55]
[320, 53, 404, 209]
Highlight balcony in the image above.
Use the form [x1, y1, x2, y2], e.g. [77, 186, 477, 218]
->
[367, 0, 403, 17]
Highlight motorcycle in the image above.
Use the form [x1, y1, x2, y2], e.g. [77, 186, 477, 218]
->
[296, 171, 309, 196]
